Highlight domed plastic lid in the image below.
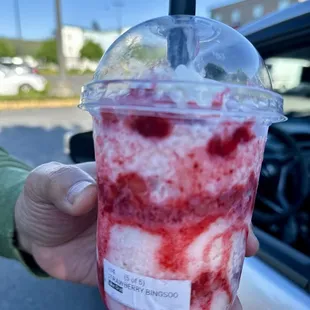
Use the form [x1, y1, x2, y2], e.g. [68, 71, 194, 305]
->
[94, 15, 271, 87]
[81, 16, 285, 122]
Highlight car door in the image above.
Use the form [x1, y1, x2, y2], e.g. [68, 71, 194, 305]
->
[234, 5, 310, 309]
[239, 0, 310, 294]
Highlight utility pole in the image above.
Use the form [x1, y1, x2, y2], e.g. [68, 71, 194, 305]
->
[112, 0, 124, 34]
[14, 0, 23, 56]
[117, 5, 123, 34]
[52, 0, 73, 97]
[55, 0, 66, 83]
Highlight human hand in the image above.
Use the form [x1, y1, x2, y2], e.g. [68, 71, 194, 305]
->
[15, 162, 98, 285]
[14, 160, 259, 309]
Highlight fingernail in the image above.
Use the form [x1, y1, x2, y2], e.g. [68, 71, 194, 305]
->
[67, 181, 94, 204]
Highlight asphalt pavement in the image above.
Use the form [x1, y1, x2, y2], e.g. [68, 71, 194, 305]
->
[0, 257, 103, 310]
[0, 107, 92, 166]
[0, 107, 107, 310]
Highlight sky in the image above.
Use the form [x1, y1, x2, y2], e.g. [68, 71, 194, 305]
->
[0, 0, 233, 40]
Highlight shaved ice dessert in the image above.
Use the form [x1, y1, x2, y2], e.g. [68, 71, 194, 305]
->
[80, 15, 285, 310]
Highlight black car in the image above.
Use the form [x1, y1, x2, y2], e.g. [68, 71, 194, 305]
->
[239, 1, 310, 292]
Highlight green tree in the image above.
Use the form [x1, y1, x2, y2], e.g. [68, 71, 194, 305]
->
[0, 39, 16, 57]
[131, 45, 165, 61]
[36, 39, 57, 64]
[80, 40, 103, 61]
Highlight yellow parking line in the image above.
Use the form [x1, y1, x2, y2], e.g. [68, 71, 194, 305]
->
[0, 99, 79, 111]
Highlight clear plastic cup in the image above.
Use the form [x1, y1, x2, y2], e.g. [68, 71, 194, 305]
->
[80, 16, 285, 310]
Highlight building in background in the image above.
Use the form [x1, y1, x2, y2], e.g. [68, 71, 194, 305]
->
[61, 25, 129, 70]
[0, 25, 130, 71]
[210, 0, 302, 28]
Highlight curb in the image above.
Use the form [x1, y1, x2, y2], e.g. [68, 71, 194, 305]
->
[0, 99, 79, 111]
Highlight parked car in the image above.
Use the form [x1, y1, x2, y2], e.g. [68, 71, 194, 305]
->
[239, 0, 310, 293]
[0, 64, 47, 96]
[0, 57, 39, 75]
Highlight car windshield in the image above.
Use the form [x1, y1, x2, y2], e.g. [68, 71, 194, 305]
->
[0, 1, 309, 310]
[266, 46, 310, 113]
[0, 64, 10, 75]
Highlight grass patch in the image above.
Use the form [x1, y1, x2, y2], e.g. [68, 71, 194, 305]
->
[0, 98, 79, 111]
[0, 82, 75, 101]
[67, 68, 94, 75]
[0, 85, 79, 101]
[0, 82, 52, 101]
[38, 68, 59, 75]
[0, 93, 79, 101]
[38, 68, 94, 76]
[1, 87, 45, 101]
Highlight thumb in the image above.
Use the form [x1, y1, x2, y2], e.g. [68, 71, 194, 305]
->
[25, 162, 97, 216]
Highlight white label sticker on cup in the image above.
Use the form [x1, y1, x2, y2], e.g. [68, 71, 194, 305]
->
[104, 259, 191, 310]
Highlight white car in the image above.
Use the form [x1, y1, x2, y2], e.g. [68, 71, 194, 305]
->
[0, 64, 47, 96]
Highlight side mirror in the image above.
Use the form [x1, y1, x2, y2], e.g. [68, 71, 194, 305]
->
[69, 131, 95, 163]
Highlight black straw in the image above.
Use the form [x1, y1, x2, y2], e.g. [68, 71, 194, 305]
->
[168, 0, 196, 68]
[169, 0, 196, 15]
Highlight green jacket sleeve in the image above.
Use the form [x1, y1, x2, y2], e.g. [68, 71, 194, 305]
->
[0, 147, 48, 277]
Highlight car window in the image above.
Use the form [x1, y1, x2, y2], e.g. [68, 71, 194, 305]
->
[265, 46, 310, 114]
[0, 64, 10, 76]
